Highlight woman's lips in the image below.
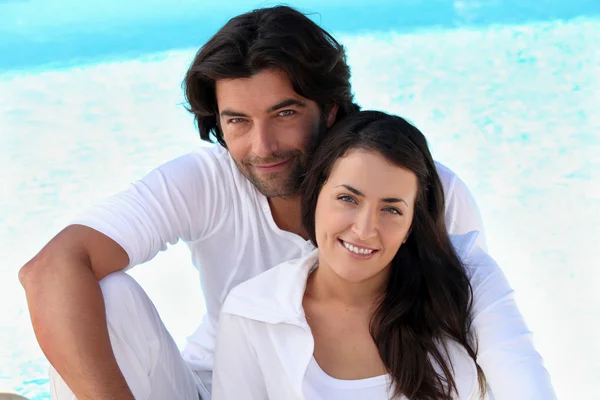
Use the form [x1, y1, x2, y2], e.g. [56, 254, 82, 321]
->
[338, 239, 378, 260]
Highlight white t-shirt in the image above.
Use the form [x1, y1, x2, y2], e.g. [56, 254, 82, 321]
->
[212, 235, 556, 400]
[303, 357, 392, 400]
[72, 144, 487, 393]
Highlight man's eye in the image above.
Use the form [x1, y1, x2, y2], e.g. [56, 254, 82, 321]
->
[278, 110, 295, 117]
[228, 118, 246, 124]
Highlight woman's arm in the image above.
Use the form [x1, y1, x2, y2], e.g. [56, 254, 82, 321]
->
[212, 312, 268, 400]
[468, 248, 557, 399]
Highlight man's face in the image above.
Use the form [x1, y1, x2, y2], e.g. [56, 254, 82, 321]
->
[216, 69, 335, 198]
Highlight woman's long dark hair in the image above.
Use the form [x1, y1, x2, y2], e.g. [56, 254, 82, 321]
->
[300, 111, 486, 399]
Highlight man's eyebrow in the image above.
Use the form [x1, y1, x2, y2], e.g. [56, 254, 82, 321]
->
[219, 99, 306, 118]
[266, 99, 306, 113]
[220, 109, 250, 118]
[337, 184, 408, 206]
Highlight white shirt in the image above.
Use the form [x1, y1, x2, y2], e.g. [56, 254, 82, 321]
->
[71, 144, 488, 394]
[212, 233, 557, 400]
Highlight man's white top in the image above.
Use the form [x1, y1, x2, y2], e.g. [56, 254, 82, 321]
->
[303, 356, 392, 399]
[72, 144, 487, 393]
[212, 233, 556, 400]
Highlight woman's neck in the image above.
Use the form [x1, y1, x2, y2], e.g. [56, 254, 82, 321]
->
[305, 258, 389, 309]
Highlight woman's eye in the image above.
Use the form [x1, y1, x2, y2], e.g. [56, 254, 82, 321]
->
[383, 207, 402, 216]
[338, 195, 356, 204]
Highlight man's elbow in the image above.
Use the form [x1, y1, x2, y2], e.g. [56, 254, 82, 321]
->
[18, 253, 47, 290]
[19, 256, 37, 288]
[18, 226, 98, 290]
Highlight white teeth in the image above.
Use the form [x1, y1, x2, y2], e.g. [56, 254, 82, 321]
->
[342, 241, 374, 255]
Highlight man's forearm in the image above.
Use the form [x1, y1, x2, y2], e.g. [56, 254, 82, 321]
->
[20, 254, 134, 400]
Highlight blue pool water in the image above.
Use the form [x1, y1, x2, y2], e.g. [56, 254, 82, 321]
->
[1, 1, 599, 398]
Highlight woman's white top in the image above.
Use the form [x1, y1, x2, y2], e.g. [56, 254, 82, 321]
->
[211, 231, 557, 399]
[303, 357, 392, 400]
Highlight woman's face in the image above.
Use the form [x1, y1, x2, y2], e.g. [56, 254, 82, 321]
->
[314, 148, 418, 284]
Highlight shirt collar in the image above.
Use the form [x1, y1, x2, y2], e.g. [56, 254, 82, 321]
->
[222, 231, 480, 324]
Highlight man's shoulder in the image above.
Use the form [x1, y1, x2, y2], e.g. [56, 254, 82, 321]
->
[434, 160, 458, 185]
[434, 160, 474, 199]
[154, 144, 242, 186]
[126, 144, 257, 216]
[180, 144, 232, 169]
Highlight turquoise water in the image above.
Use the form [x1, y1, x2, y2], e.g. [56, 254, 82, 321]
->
[1, 1, 599, 399]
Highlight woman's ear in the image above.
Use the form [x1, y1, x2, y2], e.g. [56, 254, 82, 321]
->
[403, 228, 412, 244]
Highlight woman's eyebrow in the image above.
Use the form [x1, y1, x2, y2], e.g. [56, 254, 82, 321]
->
[336, 184, 408, 206]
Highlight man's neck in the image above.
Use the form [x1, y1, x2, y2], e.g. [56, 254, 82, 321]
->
[268, 195, 308, 239]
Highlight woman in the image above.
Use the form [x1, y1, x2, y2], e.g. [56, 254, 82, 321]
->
[211, 111, 556, 399]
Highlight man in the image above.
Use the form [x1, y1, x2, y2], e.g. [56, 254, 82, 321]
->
[19, 6, 486, 400]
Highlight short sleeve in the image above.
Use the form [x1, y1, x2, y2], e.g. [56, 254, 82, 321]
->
[71, 147, 228, 269]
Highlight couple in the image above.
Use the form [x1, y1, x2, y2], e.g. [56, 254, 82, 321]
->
[210, 110, 553, 399]
[19, 5, 555, 400]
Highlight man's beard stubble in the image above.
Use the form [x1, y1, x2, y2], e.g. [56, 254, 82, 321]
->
[235, 116, 327, 199]
[238, 149, 305, 198]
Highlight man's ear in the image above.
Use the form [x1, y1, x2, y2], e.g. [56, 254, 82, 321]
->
[326, 104, 339, 128]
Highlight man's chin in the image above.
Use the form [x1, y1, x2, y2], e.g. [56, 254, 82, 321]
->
[249, 174, 300, 198]
[255, 183, 299, 198]
[238, 160, 304, 198]
[265, 190, 301, 199]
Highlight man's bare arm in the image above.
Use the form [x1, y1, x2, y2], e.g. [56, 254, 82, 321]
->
[19, 224, 134, 400]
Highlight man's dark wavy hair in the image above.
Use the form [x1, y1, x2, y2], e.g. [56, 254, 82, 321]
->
[183, 5, 360, 147]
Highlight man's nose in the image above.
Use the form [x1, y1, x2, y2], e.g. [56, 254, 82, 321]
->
[251, 122, 279, 158]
